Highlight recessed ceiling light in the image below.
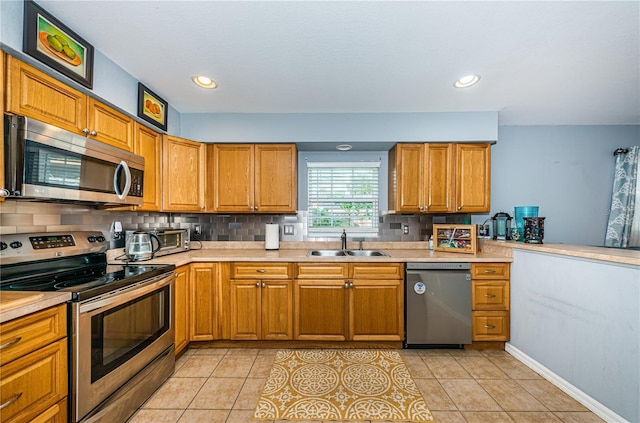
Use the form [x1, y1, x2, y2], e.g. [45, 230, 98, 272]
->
[336, 144, 353, 151]
[193, 75, 217, 89]
[454, 74, 480, 88]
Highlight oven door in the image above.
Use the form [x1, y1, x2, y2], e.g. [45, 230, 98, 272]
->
[72, 272, 175, 422]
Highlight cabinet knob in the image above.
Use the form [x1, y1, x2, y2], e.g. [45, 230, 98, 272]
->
[350, 282, 354, 288]
[82, 128, 90, 134]
[0, 336, 22, 350]
[344, 282, 349, 289]
[0, 392, 22, 410]
[90, 130, 98, 136]
[254, 206, 258, 211]
[200, 205, 205, 210]
[424, 205, 429, 210]
[256, 282, 260, 287]
[262, 282, 265, 288]
[457, 206, 462, 210]
[419, 206, 424, 211]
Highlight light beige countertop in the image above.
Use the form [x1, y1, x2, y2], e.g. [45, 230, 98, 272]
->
[0, 291, 71, 324]
[480, 239, 640, 266]
[107, 241, 513, 266]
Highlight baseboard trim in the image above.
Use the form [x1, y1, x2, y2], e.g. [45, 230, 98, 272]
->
[505, 343, 629, 423]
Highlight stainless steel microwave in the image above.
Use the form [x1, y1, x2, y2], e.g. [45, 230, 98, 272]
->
[2, 114, 144, 205]
[125, 228, 190, 257]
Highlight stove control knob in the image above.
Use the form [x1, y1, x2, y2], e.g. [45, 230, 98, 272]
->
[10, 241, 22, 249]
[88, 236, 96, 242]
[96, 236, 106, 242]
[0, 241, 7, 250]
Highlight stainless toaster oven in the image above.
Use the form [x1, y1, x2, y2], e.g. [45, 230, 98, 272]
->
[125, 228, 190, 257]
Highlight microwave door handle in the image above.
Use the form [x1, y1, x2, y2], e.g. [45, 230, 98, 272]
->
[114, 161, 132, 199]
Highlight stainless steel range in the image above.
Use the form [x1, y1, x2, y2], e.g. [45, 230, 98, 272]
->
[0, 231, 176, 423]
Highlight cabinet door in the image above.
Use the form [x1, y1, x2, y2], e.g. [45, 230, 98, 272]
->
[262, 280, 293, 340]
[229, 279, 262, 340]
[134, 124, 162, 211]
[162, 135, 206, 211]
[349, 279, 403, 341]
[1, 53, 5, 203]
[255, 144, 297, 213]
[455, 143, 491, 212]
[0, 339, 67, 423]
[189, 263, 218, 341]
[174, 265, 190, 356]
[87, 98, 134, 151]
[212, 144, 254, 212]
[389, 144, 424, 212]
[294, 280, 348, 341]
[6, 56, 86, 133]
[425, 143, 454, 212]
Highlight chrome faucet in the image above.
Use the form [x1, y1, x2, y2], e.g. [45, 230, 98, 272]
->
[359, 240, 364, 250]
[341, 229, 347, 250]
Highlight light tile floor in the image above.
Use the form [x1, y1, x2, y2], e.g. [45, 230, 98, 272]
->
[128, 348, 605, 423]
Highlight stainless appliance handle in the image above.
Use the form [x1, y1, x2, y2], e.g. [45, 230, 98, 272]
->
[79, 272, 174, 314]
[114, 160, 132, 199]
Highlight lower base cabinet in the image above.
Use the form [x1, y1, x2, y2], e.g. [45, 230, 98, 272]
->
[471, 263, 511, 342]
[293, 263, 404, 341]
[174, 265, 190, 356]
[0, 305, 68, 423]
[190, 263, 219, 341]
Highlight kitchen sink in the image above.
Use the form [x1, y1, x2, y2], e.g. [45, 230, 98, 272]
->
[306, 249, 389, 257]
[345, 249, 389, 257]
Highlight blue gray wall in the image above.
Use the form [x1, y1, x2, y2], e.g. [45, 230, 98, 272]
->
[511, 249, 640, 422]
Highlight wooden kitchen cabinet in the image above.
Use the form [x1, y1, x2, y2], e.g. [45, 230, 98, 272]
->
[162, 135, 206, 212]
[189, 263, 219, 341]
[6, 56, 134, 152]
[471, 263, 510, 342]
[0, 305, 68, 423]
[1, 52, 5, 203]
[133, 123, 162, 211]
[229, 263, 293, 340]
[210, 144, 297, 213]
[293, 263, 403, 341]
[174, 265, 190, 356]
[389, 142, 490, 213]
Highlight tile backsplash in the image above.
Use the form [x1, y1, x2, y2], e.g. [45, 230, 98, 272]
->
[0, 201, 470, 244]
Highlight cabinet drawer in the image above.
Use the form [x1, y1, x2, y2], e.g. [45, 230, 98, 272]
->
[471, 263, 510, 279]
[472, 311, 510, 341]
[472, 281, 510, 311]
[350, 263, 403, 279]
[31, 398, 67, 423]
[0, 305, 66, 366]
[0, 339, 67, 423]
[295, 263, 348, 279]
[231, 262, 291, 279]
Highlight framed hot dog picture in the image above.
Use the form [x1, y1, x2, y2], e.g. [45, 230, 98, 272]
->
[23, 0, 94, 89]
[137, 83, 168, 131]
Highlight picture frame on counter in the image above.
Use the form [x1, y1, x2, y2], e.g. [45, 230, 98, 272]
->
[23, 0, 94, 89]
[137, 83, 168, 131]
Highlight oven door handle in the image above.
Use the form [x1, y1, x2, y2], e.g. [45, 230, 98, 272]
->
[79, 272, 175, 314]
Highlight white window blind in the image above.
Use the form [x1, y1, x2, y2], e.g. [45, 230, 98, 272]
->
[307, 162, 380, 234]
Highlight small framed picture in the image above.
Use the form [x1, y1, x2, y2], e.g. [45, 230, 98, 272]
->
[23, 0, 94, 89]
[137, 83, 168, 131]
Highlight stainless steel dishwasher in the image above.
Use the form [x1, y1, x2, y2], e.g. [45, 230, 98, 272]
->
[404, 262, 472, 348]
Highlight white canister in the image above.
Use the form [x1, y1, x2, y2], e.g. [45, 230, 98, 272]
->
[265, 224, 280, 250]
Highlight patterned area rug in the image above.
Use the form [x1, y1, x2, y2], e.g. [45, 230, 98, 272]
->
[253, 350, 434, 422]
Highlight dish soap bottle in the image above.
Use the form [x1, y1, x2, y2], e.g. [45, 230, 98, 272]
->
[428, 235, 434, 250]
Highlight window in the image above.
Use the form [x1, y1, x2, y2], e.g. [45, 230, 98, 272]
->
[307, 161, 380, 236]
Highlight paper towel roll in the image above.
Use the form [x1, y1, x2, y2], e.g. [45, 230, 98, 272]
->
[265, 224, 280, 250]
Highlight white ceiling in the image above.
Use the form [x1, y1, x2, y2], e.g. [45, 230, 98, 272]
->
[38, 0, 640, 126]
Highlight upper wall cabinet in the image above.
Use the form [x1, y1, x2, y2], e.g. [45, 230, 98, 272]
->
[134, 123, 162, 211]
[162, 135, 206, 212]
[210, 144, 297, 213]
[5, 56, 134, 152]
[389, 142, 490, 213]
[1, 53, 5, 203]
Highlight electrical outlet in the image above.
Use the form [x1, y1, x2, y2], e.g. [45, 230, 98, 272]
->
[284, 224, 294, 235]
[194, 224, 201, 235]
[403, 224, 409, 235]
